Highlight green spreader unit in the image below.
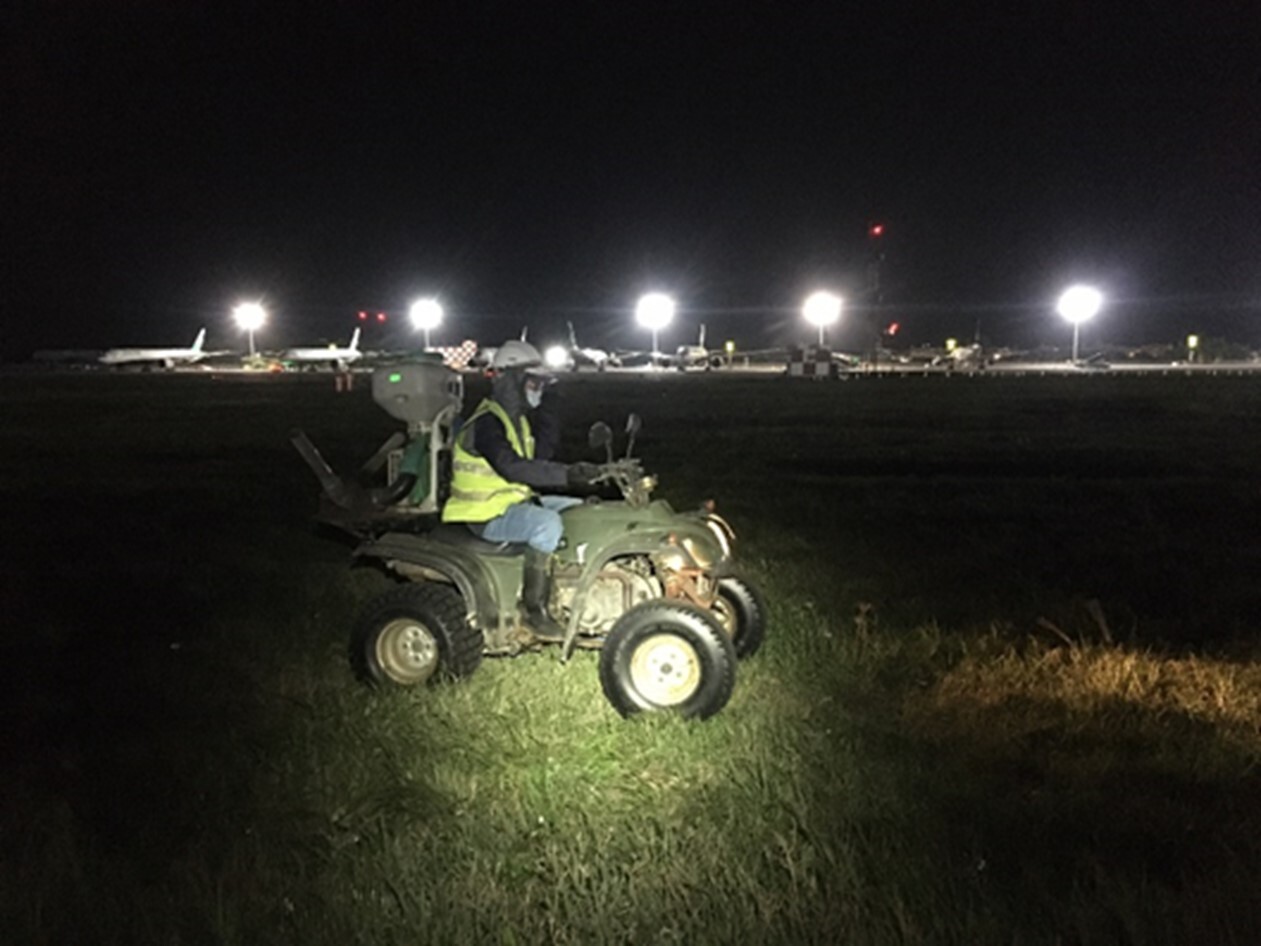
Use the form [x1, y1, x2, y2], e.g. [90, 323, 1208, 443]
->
[370, 356, 464, 514]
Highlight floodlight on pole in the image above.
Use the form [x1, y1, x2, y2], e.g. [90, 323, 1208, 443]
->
[635, 292, 675, 359]
[802, 291, 843, 347]
[1056, 285, 1102, 363]
[232, 302, 267, 357]
[409, 298, 443, 350]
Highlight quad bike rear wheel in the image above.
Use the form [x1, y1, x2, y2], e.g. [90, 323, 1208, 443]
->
[599, 600, 736, 720]
[352, 583, 482, 685]
[712, 574, 769, 659]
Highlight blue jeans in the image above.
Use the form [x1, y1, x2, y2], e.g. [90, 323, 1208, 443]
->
[471, 495, 583, 553]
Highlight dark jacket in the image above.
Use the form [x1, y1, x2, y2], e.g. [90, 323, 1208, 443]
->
[468, 372, 569, 490]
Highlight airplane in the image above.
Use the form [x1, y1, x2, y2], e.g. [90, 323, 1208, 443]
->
[99, 328, 210, 368]
[896, 339, 988, 372]
[282, 327, 362, 370]
[609, 324, 793, 371]
[671, 323, 719, 369]
[607, 324, 721, 370]
[907, 323, 1027, 373]
[665, 325, 790, 370]
[542, 322, 612, 372]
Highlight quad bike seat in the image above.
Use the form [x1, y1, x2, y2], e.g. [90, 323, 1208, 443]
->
[427, 522, 528, 557]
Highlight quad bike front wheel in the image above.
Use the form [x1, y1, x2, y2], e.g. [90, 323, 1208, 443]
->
[352, 583, 482, 685]
[599, 600, 736, 720]
[712, 574, 769, 659]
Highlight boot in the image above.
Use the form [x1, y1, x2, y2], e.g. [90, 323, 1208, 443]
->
[521, 548, 565, 639]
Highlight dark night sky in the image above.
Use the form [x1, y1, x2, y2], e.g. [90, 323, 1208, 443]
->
[4, 1, 1260, 357]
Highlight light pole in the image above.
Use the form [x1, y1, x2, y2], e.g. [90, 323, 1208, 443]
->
[409, 299, 443, 350]
[232, 302, 267, 357]
[1187, 334, 1199, 364]
[802, 291, 842, 347]
[1056, 285, 1102, 363]
[635, 292, 675, 363]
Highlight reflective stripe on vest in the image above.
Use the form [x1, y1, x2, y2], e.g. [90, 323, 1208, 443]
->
[441, 398, 535, 523]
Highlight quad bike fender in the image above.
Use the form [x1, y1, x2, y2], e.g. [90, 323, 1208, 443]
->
[354, 532, 505, 632]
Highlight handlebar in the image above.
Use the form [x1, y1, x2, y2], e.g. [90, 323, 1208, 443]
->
[591, 457, 656, 506]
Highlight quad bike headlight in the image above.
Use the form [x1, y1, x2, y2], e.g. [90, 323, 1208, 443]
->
[655, 550, 689, 572]
[654, 546, 693, 573]
[680, 535, 715, 568]
[654, 533, 700, 572]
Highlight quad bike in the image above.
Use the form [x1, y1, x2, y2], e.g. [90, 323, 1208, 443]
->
[291, 357, 767, 719]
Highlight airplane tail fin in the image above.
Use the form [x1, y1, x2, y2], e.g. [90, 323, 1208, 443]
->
[349, 327, 361, 351]
[192, 328, 206, 352]
[699, 324, 706, 349]
[567, 320, 578, 348]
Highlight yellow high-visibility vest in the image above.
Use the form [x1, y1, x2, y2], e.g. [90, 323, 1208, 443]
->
[441, 398, 535, 523]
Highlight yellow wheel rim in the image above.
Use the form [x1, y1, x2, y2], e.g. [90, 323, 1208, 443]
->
[377, 618, 440, 684]
[628, 633, 701, 706]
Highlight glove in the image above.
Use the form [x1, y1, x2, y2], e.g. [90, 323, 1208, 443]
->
[566, 462, 602, 490]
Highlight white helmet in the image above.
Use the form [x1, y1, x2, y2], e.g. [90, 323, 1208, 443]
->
[492, 340, 547, 374]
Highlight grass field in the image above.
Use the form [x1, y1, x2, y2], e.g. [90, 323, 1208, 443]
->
[2, 369, 1260, 944]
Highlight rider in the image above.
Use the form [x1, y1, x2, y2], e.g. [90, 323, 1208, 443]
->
[441, 340, 601, 637]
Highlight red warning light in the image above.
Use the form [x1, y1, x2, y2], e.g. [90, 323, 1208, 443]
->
[357, 311, 368, 321]
[886, 322, 900, 335]
[376, 312, 387, 323]
[869, 223, 885, 238]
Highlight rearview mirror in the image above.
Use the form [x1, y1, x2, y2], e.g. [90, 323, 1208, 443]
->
[588, 421, 613, 451]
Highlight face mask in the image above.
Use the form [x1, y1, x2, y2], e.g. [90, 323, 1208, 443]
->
[525, 387, 543, 409]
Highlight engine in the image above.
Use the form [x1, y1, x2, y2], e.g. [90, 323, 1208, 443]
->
[554, 557, 661, 634]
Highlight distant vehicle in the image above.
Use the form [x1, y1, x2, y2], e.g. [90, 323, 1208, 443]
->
[241, 354, 288, 373]
[282, 327, 362, 371]
[829, 349, 863, 370]
[99, 328, 209, 368]
[1076, 352, 1111, 371]
[934, 342, 987, 371]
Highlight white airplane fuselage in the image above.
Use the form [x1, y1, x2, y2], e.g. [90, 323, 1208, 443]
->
[282, 328, 362, 369]
[99, 329, 207, 367]
[283, 347, 363, 364]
